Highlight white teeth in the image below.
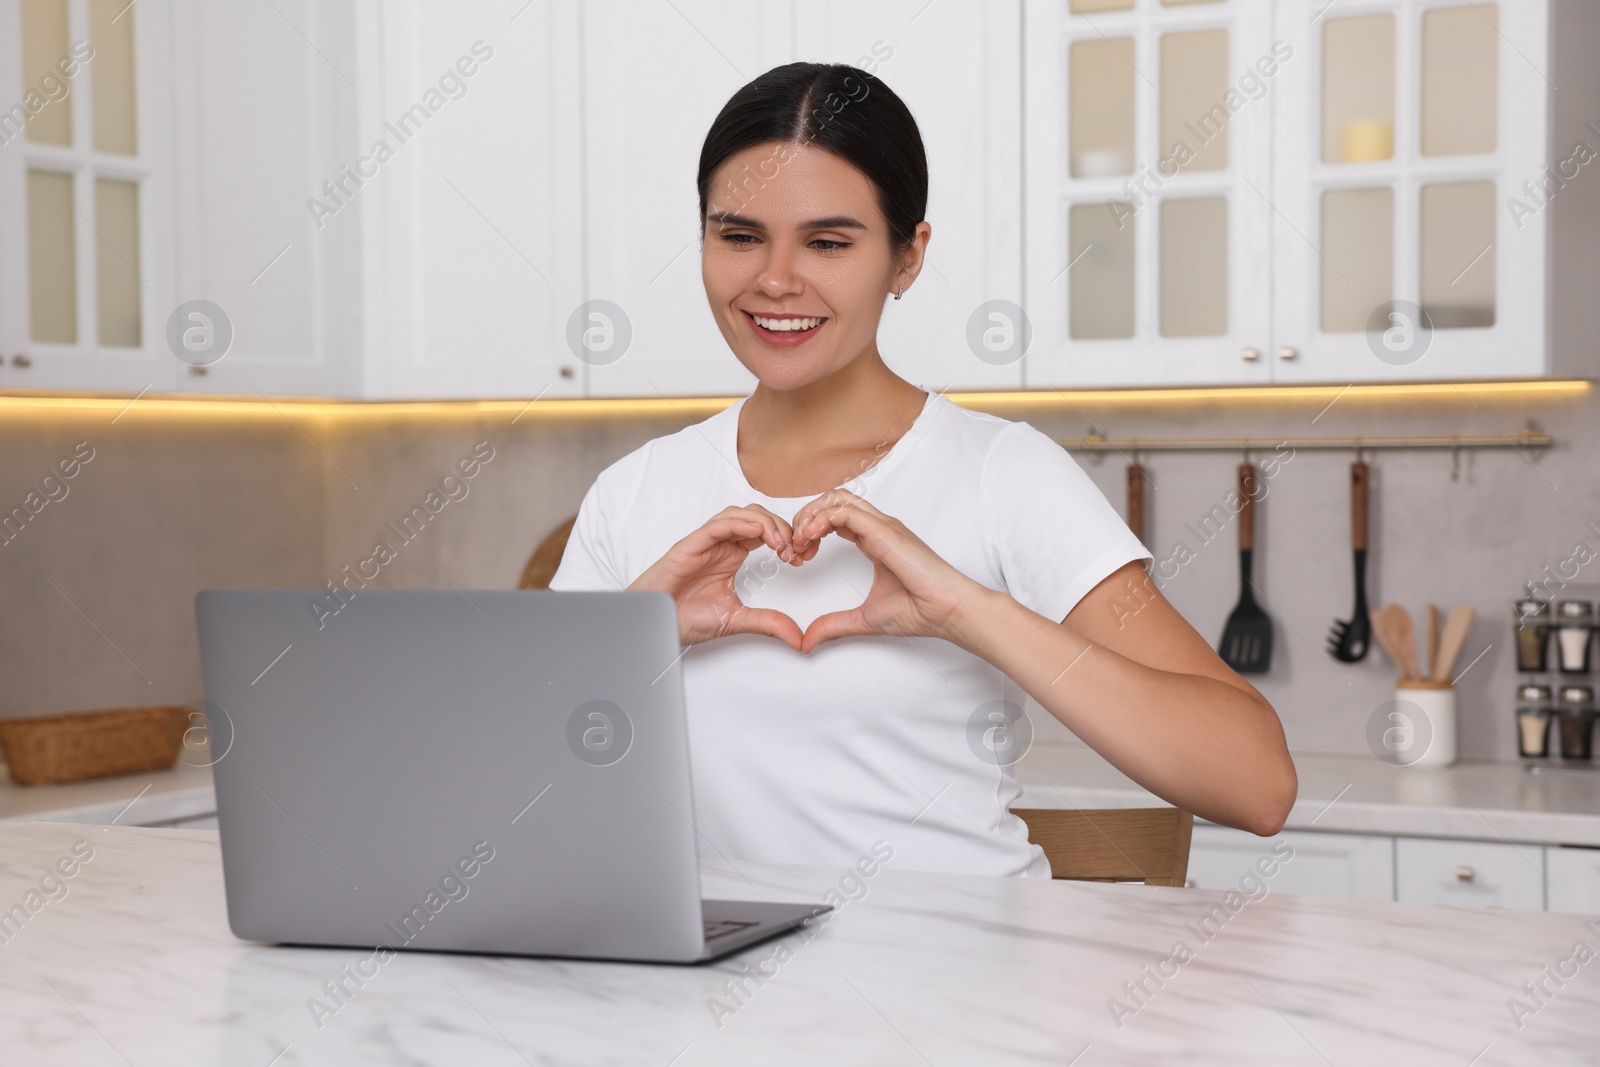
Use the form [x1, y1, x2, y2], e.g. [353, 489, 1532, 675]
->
[751, 314, 823, 332]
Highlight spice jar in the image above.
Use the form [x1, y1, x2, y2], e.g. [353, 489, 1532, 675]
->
[1556, 600, 1594, 674]
[1513, 597, 1551, 673]
[1515, 684, 1554, 758]
[1557, 686, 1595, 761]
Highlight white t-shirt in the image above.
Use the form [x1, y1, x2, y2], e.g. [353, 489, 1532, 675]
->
[549, 391, 1151, 878]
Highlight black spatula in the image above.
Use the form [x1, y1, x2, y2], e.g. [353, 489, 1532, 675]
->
[1327, 461, 1371, 662]
[1218, 463, 1273, 674]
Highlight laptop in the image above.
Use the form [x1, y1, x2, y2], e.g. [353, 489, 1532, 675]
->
[194, 588, 829, 963]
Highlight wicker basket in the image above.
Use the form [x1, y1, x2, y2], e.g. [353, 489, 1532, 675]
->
[0, 706, 192, 786]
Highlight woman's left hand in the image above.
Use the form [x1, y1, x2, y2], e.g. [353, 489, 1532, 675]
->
[788, 489, 988, 653]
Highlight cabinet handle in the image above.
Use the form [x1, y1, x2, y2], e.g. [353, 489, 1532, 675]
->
[1241, 347, 1260, 361]
[1277, 346, 1298, 360]
[1455, 865, 1476, 883]
[559, 366, 575, 379]
[11, 353, 32, 368]
[188, 365, 208, 376]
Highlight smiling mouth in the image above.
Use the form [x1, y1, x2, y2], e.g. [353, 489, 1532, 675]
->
[743, 310, 827, 341]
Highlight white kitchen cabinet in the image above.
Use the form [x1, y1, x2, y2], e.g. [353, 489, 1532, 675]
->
[173, 0, 590, 402]
[12, 2, 1600, 400]
[2, 0, 587, 402]
[173, 0, 589, 402]
[793, 0, 1025, 393]
[1187, 825, 1396, 901]
[0, 0, 368, 398]
[360, 0, 585, 400]
[1269, 0, 1600, 383]
[167, 0, 364, 398]
[0, 0, 179, 394]
[578, 0, 787, 400]
[1022, 0, 1277, 387]
[582, 0, 1027, 399]
[1022, 0, 1600, 387]
[1395, 836, 1546, 910]
[1544, 845, 1600, 916]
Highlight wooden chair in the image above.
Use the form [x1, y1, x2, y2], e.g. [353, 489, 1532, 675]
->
[1011, 807, 1193, 887]
[518, 515, 577, 590]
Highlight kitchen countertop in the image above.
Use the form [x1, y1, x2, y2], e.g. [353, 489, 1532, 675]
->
[1019, 741, 1600, 846]
[2, 822, 1595, 1065]
[0, 758, 215, 827]
[6, 743, 1600, 847]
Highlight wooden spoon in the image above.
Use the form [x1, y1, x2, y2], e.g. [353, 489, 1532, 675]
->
[1429, 605, 1444, 678]
[1371, 604, 1419, 680]
[1432, 606, 1475, 681]
[1370, 605, 1409, 678]
[1390, 605, 1419, 680]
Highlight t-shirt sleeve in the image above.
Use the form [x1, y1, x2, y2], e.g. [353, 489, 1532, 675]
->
[547, 450, 649, 592]
[979, 421, 1153, 624]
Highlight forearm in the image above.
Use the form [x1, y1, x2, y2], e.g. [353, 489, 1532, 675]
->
[948, 587, 1297, 836]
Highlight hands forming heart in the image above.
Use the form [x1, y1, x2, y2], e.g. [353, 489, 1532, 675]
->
[627, 490, 985, 654]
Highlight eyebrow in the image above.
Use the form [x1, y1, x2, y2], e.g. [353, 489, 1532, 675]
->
[705, 211, 868, 232]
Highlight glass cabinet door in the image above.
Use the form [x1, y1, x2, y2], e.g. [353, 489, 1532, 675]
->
[1271, 0, 1548, 382]
[1024, 0, 1274, 387]
[0, 0, 176, 393]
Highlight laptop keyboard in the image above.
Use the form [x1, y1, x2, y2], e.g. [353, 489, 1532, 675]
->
[703, 918, 758, 941]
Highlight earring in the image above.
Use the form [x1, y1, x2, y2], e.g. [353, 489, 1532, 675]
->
[893, 285, 904, 301]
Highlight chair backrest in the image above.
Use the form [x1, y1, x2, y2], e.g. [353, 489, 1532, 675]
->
[1011, 807, 1193, 887]
[518, 515, 577, 590]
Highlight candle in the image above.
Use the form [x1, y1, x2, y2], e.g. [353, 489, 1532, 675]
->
[1342, 120, 1394, 163]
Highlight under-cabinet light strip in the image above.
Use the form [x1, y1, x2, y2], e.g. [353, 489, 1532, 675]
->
[0, 380, 1588, 418]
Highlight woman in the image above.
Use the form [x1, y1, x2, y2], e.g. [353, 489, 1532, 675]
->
[550, 62, 1296, 878]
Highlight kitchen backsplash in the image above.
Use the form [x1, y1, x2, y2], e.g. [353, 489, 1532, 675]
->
[3, 379, 1595, 763]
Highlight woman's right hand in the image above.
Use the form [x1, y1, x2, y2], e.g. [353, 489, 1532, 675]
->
[627, 505, 805, 651]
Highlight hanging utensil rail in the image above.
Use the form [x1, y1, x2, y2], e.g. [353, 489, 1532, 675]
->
[1059, 431, 1552, 452]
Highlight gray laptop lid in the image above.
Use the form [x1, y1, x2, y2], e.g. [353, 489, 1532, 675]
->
[196, 588, 708, 962]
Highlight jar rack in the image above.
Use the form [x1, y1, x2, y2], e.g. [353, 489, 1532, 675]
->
[1518, 580, 1599, 772]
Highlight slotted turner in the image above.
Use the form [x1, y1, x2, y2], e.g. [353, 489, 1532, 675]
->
[1219, 463, 1273, 674]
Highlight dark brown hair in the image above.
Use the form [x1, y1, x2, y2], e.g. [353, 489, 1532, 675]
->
[696, 62, 928, 257]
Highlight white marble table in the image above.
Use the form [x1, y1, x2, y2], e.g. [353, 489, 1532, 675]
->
[1019, 741, 1600, 846]
[4, 823, 1599, 1065]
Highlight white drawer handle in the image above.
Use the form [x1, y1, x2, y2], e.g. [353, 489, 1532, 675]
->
[1456, 866, 1476, 883]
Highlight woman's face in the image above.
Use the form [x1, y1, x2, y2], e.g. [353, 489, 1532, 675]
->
[701, 141, 926, 393]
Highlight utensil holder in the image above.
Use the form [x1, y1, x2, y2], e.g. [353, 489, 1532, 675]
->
[1396, 680, 1457, 768]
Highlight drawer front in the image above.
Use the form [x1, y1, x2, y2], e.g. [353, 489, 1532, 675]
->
[1187, 827, 1395, 901]
[1546, 846, 1600, 915]
[1395, 838, 1545, 910]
